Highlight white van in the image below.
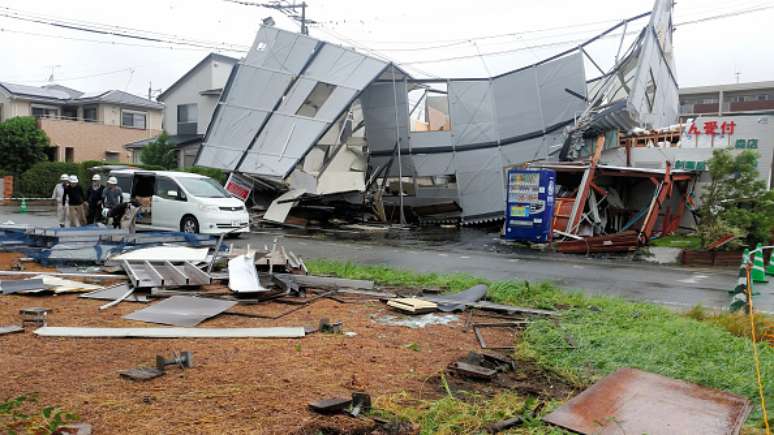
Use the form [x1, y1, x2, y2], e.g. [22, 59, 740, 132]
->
[108, 169, 250, 235]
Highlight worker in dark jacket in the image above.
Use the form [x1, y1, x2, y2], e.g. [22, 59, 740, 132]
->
[85, 174, 105, 224]
[63, 175, 85, 227]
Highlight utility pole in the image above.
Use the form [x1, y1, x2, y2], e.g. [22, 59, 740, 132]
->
[46, 65, 61, 83]
[223, 0, 315, 35]
[147, 81, 162, 101]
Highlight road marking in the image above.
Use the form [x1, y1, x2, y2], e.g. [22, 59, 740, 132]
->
[459, 256, 471, 259]
[679, 274, 709, 284]
[438, 253, 448, 257]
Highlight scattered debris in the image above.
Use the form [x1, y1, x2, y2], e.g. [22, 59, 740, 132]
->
[374, 313, 459, 329]
[422, 284, 487, 312]
[447, 352, 515, 381]
[123, 296, 237, 327]
[318, 318, 343, 334]
[121, 260, 211, 289]
[274, 274, 374, 291]
[487, 416, 522, 433]
[473, 321, 530, 350]
[120, 351, 193, 381]
[0, 278, 46, 295]
[112, 246, 209, 262]
[20, 306, 50, 327]
[156, 351, 193, 371]
[387, 297, 438, 314]
[308, 397, 352, 415]
[120, 367, 165, 381]
[542, 368, 752, 435]
[0, 324, 23, 335]
[228, 252, 266, 293]
[79, 283, 148, 303]
[33, 326, 306, 338]
[308, 392, 372, 417]
[33, 275, 103, 293]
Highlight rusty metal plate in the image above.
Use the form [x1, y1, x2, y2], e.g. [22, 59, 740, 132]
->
[543, 368, 751, 435]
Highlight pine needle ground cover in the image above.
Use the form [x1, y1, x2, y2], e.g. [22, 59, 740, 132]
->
[307, 260, 773, 431]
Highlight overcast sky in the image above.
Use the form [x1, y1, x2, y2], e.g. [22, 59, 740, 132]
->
[1, 0, 772, 98]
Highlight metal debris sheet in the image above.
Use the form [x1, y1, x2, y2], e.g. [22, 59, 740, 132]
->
[79, 284, 149, 303]
[123, 296, 237, 327]
[33, 326, 305, 338]
[542, 368, 752, 435]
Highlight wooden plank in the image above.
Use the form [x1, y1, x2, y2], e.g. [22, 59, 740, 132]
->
[387, 297, 438, 314]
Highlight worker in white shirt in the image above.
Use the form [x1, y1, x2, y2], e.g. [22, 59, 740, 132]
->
[51, 174, 69, 228]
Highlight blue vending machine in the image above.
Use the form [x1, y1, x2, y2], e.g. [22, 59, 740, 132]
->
[504, 168, 556, 242]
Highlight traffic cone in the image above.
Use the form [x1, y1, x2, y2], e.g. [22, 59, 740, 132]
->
[729, 251, 749, 312]
[19, 198, 27, 214]
[766, 249, 774, 276]
[751, 243, 768, 283]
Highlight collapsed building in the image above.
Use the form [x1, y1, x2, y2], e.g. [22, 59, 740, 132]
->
[195, 0, 681, 228]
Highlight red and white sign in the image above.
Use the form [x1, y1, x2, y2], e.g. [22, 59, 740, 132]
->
[225, 173, 253, 202]
[686, 120, 736, 137]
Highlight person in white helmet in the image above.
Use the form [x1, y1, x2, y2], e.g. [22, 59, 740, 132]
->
[51, 174, 69, 227]
[63, 175, 85, 227]
[102, 176, 124, 228]
[85, 174, 104, 224]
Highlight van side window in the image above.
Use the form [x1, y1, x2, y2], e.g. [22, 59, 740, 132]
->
[156, 177, 186, 201]
[114, 175, 131, 192]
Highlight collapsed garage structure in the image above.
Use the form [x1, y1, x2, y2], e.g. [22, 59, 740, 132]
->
[195, 0, 679, 226]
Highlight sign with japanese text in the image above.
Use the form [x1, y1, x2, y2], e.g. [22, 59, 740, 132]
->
[225, 173, 253, 202]
[686, 120, 736, 137]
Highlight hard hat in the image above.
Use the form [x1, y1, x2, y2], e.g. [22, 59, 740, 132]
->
[69, 175, 78, 183]
[92, 174, 101, 182]
[60, 174, 69, 181]
[107, 176, 118, 185]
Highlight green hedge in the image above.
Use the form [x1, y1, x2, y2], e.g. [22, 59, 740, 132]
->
[182, 166, 227, 184]
[16, 161, 80, 198]
[15, 161, 230, 198]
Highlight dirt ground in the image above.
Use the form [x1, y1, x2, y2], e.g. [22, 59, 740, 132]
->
[0, 253, 571, 434]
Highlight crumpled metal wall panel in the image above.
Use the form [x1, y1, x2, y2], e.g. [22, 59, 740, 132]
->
[448, 80, 498, 146]
[536, 52, 587, 127]
[493, 71, 543, 139]
[198, 26, 389, 177]
[361, 82, 410, 155]
[412, 152, 456, 177]
[453, 148, 506, 220]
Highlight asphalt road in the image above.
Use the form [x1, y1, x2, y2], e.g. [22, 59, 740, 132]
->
[237, 230, 774, 313]
[2, 206, 772, 312]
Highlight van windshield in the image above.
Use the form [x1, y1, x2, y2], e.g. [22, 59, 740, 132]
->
[178, 177, 230, 198]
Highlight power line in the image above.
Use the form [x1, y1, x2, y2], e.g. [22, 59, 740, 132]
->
[396, 3, 774, 67]
[0, 6, 249, 52]
[0, 27, 226, 53]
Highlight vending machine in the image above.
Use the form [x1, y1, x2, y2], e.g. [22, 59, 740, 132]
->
[504, 168, 556, 242]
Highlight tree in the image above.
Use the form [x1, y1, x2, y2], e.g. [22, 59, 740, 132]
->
[0, 116, 49, 175]
[140, 132, 177, 169]
[698, 149, 774, 248]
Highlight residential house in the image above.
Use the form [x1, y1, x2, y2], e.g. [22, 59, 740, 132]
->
[125, 53, 238, 167]
[0, 82, 163, 163]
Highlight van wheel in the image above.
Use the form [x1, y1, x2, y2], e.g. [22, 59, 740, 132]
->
[181, 216, 199, 234]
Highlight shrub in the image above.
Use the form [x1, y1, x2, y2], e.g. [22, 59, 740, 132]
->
[0, 116, 49, 175]
[699, 149, 774, 247]
[140, 132, 176, 169]
[16, 161, 79, 198]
